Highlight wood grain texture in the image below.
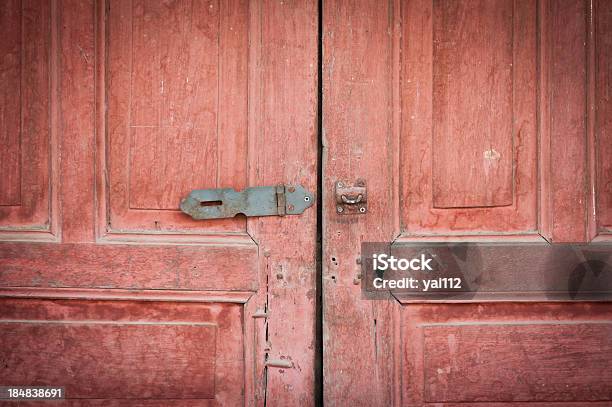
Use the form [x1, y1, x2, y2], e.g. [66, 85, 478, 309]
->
[127, 0, 218, 210]
[0, 286, 252, 303]
[1, 322, 217, 398]
[325, 1, 611, 406]
[323, 0, 399, 404]
[0, 0, 22, 207]
[402, 0, 538, 234]
[103, 0, 248, 236]
[401, 303, 612, 405]
[0, 242, 258, 291]
[1, 0, 317, 404]
[432, 0, 514, 208]
[14, 402, 216, 407]
[423, 323, 612, 402]
[0, 0, 54, 234]
[544, 0, 589, 242]
[59, 0, 95, 243]
[0, 298, 244, 404]
[596, 0, 612, 233]
[247, 0, 319, 405]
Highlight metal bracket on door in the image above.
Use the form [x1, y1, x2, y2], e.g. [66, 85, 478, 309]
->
[180, 184, 314, 220]
[335, 179, 367, 214]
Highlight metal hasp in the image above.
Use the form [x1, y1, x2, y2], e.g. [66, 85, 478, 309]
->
[180, 184, 314, 220]
[335, 179, 367, 214]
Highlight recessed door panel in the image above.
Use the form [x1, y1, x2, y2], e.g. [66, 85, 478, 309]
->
[402, 0, 537, 234]
[0, 0, 56, 239]
[104, 0, 248, 236]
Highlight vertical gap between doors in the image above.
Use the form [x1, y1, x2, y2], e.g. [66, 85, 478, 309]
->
[315, 0, 324, 405]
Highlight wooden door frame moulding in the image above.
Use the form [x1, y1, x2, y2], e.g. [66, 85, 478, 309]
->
[94, 0, 260, 246]
[398, 303, 612, 405]
[0, 0, 60, 243]
[398, 0, 540, 237]
[379, 0, 612, 308]
[392, 0, 543, 246]
[390, 0, 604, 244]
[539, 0, 605, 244]
[0, 286, 254, 304]
[0, 242, 260, 291]
[587, 0, 612, 242]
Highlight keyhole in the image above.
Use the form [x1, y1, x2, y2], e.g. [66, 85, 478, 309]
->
[200, 200, 223, 207]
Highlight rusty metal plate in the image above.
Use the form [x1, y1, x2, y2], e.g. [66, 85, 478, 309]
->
[335, 179, 367, 215]
[180, 184, 314, 220]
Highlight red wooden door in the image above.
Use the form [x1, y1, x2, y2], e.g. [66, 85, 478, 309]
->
[0, 0, 317, 405]
[323, 0, 612, 405]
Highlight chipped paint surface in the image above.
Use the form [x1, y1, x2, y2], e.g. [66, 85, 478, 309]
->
[483, 148, 501, 161]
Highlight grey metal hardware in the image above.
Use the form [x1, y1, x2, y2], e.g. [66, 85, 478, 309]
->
[341, 194, 363, 204]
[335, 179, 367, 214]
[180, 184, 314, 220]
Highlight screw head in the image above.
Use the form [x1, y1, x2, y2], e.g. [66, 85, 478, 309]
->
[337, 206, 344, 213]
[359, 206, 366, 213]
[336, 181, 344, 188]
[304, 196, 310, 202]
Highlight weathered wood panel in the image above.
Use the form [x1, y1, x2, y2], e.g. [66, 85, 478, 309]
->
[127, 0, 218, 210]
[250, 0, 319, 404]
[1, 322, 217, 398]
[432, 0, 514, 208]
[423, 323, 612, 402]
[401, 303, 612, 405]
[0, 242, 258, 291]
[60, 0, 95, 243]
[402, 0, 537, 234]
[597, 0, 612, 234]
[103, 0, 248, 236]
[0, 0, 23, 207]
[0, 298, 244, 404]
[546, 0, 589, 242]
[0, 0, 54, 235]
[322, 0, 399, 405]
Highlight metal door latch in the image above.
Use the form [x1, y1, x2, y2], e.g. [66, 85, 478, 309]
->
[335, 179, 367, 214]
[180, 184, 314, 220]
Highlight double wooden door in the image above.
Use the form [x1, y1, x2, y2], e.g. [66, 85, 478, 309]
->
[1, 0, 611, 405]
